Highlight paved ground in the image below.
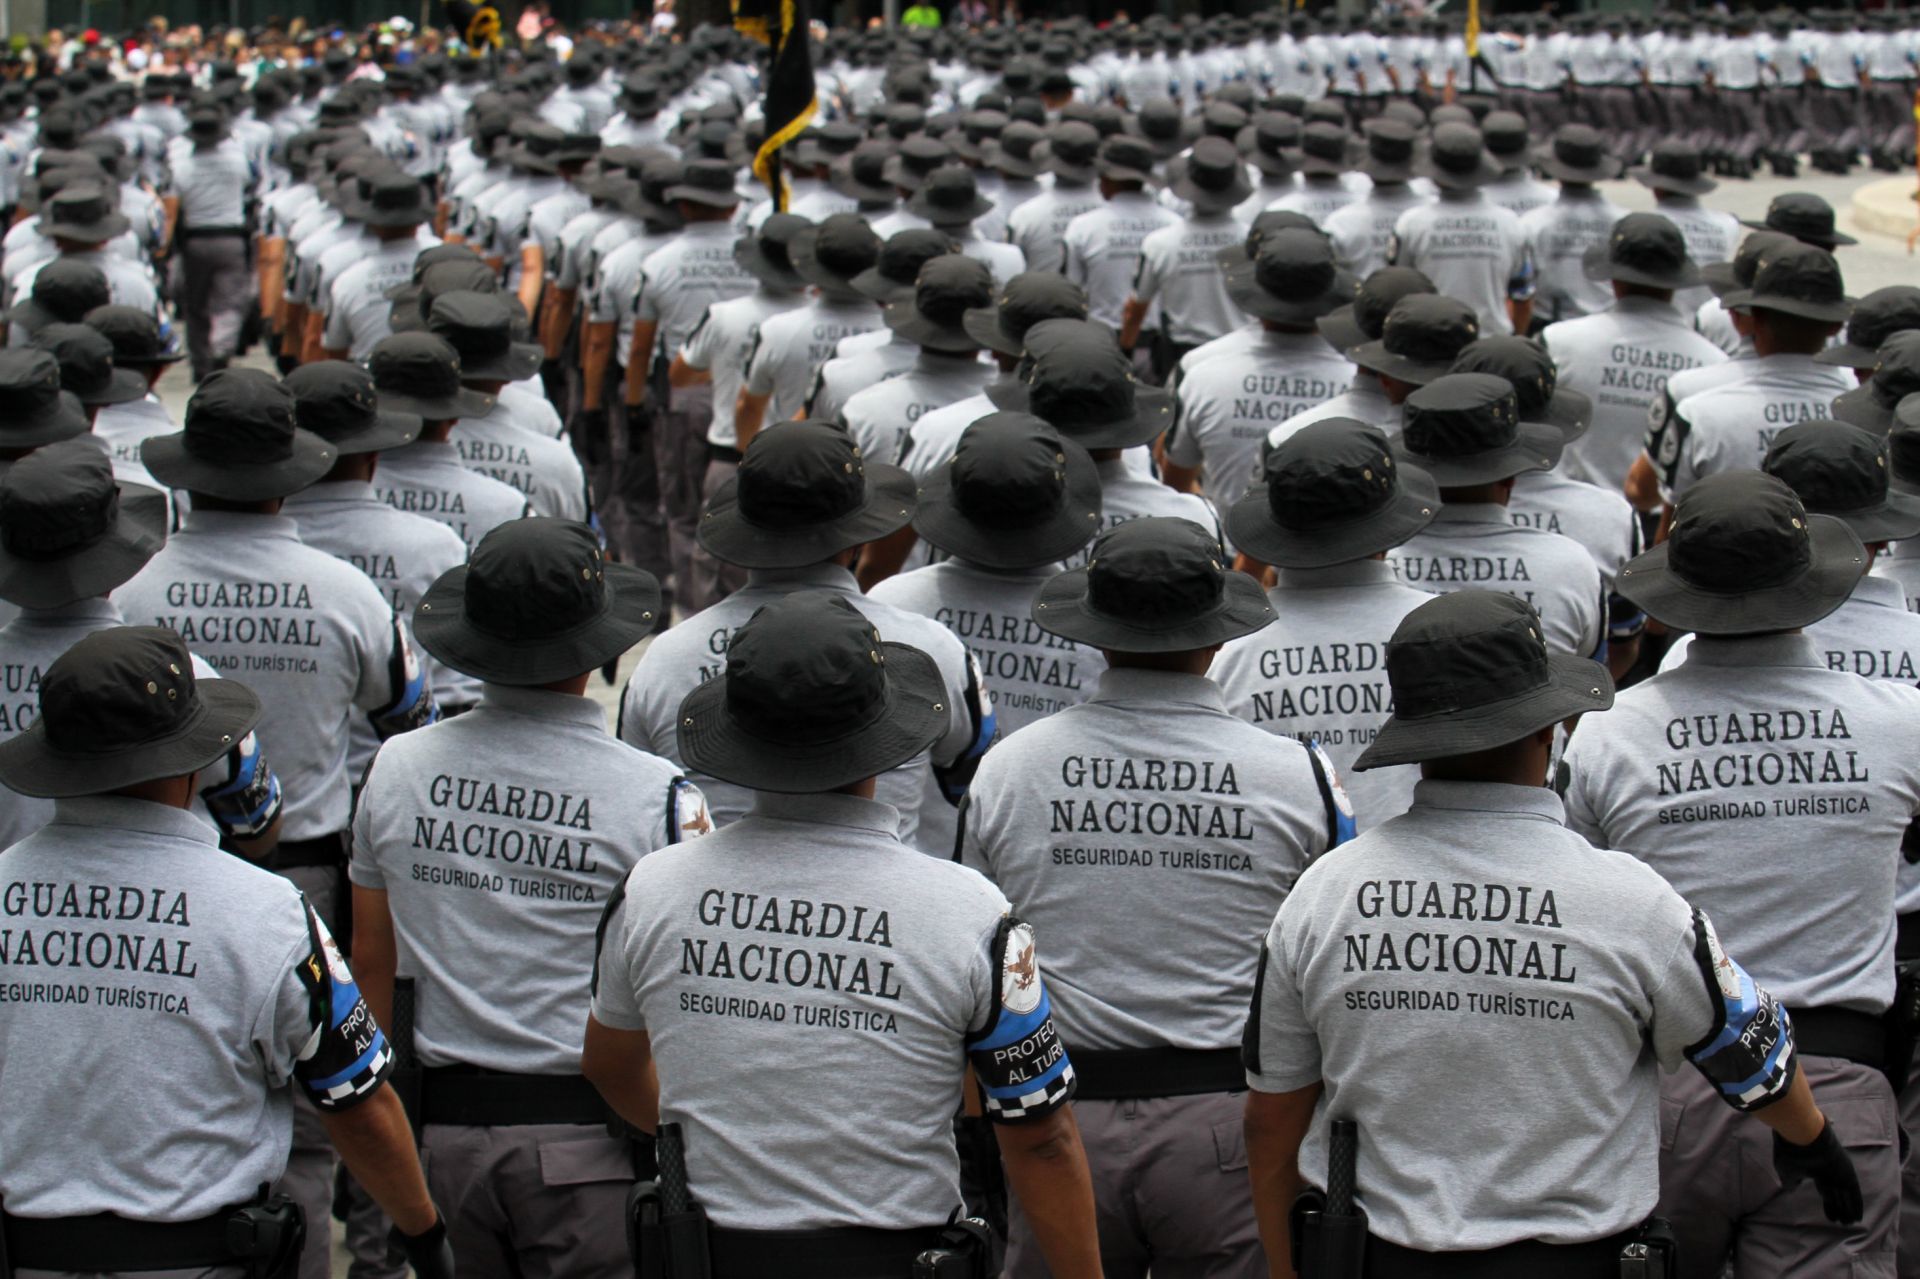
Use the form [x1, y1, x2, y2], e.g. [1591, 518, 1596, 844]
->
[144, 166, 1911, 1275]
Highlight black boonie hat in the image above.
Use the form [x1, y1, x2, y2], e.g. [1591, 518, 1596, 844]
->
[1359, 117, 1417, 184]
[622, 156, 687, 228]
[1224, 228, 1354, 326]
[41, 182, 129, 243]
[1479, 110, 1531, 170]
[1199, 100, 1249, 142]
[883, 103, 930, 141]
[1818, 286, 1920, 371]
[410, 260, 503, 334]
[1037, 120, 1101, 185]
[677, 590, 948, 794]
[1022, 318, 1172, 450]
[283, 360, 421, 456]
[699, 420, 915, 568]
[1764, 420, 1920, 544]
[357, 171, 431, 227]
[1318, 265, 1435, 353]
[1127, 97, 1189, 160]
[1723, 241, 1853, 324]
[985, 120, 1048, 179]
[34, 323, 146, 407]
[1394, 372, 1563, 485]
[948, 109, 1009, 164]
[187, 106, 230, 142]
[1170, 135, 1253, 213]
[0, 627, 262, 799]
[913, 412, 1104, 569]
[665, 158, 741, 207]
[963, 271, 1089, 357]
[792, 120, 863, 168]
[1229, 418, 1439, 569]
[1415, 122, 1501, 190]
[734, 212, 812, 292]
[1236, 111, 1299, 179]
[852, 227, 954, 302]
[884, 254, 993, 353]
[1833, 332, 1920, 433]
[1349, 294, 1481, 385]
[7, 257, 109, 336]
[141, 369, 335, 502]
[882, 135, 954, 192]
[1095, 134, 1158, 185]
[0, 437, 167, 609]
[415, 517, 660, 686]
[1217, 210, 1325, 272]
[509, 122, 566, 174]
[83, 305, 184, 369]
[1741, 192, 1857, 248]
[1701, 228, 1791, 297]
[1448, 336, 1593, 440]
[1629, 139, 1718, 196]
[0, 348, 89, 448]
[1291, 120, 1352, 178]
[1352, 592, 1613, 771]
[908, 164, 995, 227]
[830, 140, 900, 205]
[368, 332, 497, 420]
[1582, 212, 1702, 292]
[1033, 516, 1271, 653]
[791, 214, 881, 298]
[1616, 471, 1866, 634]
[1891, 415, 1920, 495]
[1537, 124, 1620, 184]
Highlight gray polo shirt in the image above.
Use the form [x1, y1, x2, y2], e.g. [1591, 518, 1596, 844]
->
[1507, 469, 1641, 587]
[1388, 504, 1606, 659]
[1134, 213, 1251, 347]
[168, 136, 257, 228]
[1389, 191, 1533, 337]
[0, 796, 390, 1218]
[1245, 781, 1728, 1251]
[1647, 354, 1856, 502]
[1519, 189, 1626, 325]
[682, 288, 806, 450]
[374, 439, 534, 552]
[1007, 185, 1107, 276]
[1212, 560, 1431, 829]
[352, 684, 707, 1073]
[1264, 376, 1399, 451]
[1167, 329, 1352, 510]
[635, 221, 757, 372]
[742, 295, 886, 426]
[963, 668, 1342, 1051]
[591, 791, 1074, 1230]
[1874, 541, 1920, 613]
[806, 334, 921, 423]
[451, 402, 591, 522]
[839, 351, 994, 466]
[617, 565, 990, 851]
[1062, 194, 1179, 329]
[1325, 186, 1433, 280]
[1072, 460, 1224, 570]
[1564, 633, 1920, 1011]
[321, 235, 443, 360]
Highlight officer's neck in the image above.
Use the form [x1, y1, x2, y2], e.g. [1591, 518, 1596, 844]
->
[1419, 730, 1554, 787]
[416, 419, 456, 443]
[189, 494, 284, 515]
[105, 773, 197, 810]
[1439, 479, 1515, 507]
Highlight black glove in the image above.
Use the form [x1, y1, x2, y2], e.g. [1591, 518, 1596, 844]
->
[1773, 1120, 1864, 1224]
[392, 1216, 456, 1279]
[572, 406, 610, 468]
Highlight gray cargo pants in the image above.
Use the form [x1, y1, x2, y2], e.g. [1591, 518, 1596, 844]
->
[178, 234, 250, 382]
[656, 382, 712, 609]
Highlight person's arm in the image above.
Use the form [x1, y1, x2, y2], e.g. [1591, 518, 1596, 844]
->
[667, 350, 710, 388]
[995, 1106, 1102, 1279]
[582, 1014, 661, 1133]
[257, 235, 286, 330]
[350, 884, 398, 1032]
[581, 320, 615, 410]
[856, 523, 921, 591]
[540, 285, 576, 359]
[626, 320, 657, 407]
[1624, 453, 1665, 513]
[1160, 459, 1201, 494]
[1508, 295, 1532, 335]
[517, 244, 543, 318]
[222, 811, 283, 863]
[300, 307, 328, 364]
[320, 1087, 437, 1236]
[735, 387, 770, 449]
[160, 193, 179, 255]
[1245, 1082, 1322, 1279]
[1119, 295, 1149, 350]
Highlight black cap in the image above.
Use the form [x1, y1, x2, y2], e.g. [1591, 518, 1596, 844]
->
[1724, 241, 1853, 324]
[1317, 265, 1435, 352]
[907, 164, 995, 227]
[140, 369, 335, 502]
[986, 120, 1048, 177]
[1169, 135, 1253, 211]
[1095, 134, 1157, 184]
[790, 214, 882, 298]
[12, 257, 109, 332]
[884, 254, 994, 352]
[1480, 110, 1531, 166]
[1023, 319, 1171, 450]
[1582, 212, 1702, 292]
[1359, 117, 1417, 183]
[1416, 122, 1501, 189]
[1294, 120, 1352, 177]
[41, 182, 130, 243]
[962, 271, 1089, 356]
[1348, 294, 1482, 385]
[1224, 227, 1353, 325]
[1228, 418, 1439, 568]
[356, 171, 430, 227]
[1032, 516, 1271, 653]
[1396, 371, 1564, 485]
[0, 348, 89, 447]
[1630, 138, 1717, 195]
[852, 227, 954, 302]
[1448, 335, 1593, 439]
[283, 360, 421, 456]
[1764, 420, 1920, 543]
[368, 332, 497, 420]
[1741, 192, 1857, 248]
[1538, 123, 1620, 183]
[0, 436, 167, 609]
[82, 304, 185, 368]
[1237, 110, 1299, 178]
[912, 412, 1104, 569]
[33, 322, 146, 407]
[1040, 120, 1100, 183]
[882, 135, 954, 191]
[664, 158, 741, 207]
[1818, 285, 1920, 371]
[699, 420, 916, 568]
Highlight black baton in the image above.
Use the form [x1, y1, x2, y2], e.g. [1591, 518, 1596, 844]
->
[655, 1122, 712, 1278]
[1317, 1119, 1368, 1276]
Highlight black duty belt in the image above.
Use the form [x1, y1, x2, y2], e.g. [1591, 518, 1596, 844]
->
[708, 442, 744, 465]
[1898, 912, 1920, 963]
[180, 226, 249, 239]
[1067, 1046, 1243, 1101]
[1364, 1227, 1636, 1278]
[3, 1206, 242, 1272]
[269, 832, 348, 870]
[1788, 1005, 1886, 1070]
[419, 1065, 611, 1126]
[707, 1224, 947, 1277]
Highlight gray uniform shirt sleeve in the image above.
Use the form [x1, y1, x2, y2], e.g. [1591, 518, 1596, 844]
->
[1244, 905, 1323, 1093]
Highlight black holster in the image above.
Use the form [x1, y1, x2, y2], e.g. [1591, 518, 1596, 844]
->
[1291, 1189, 1369, 1279]
[627, 1123, 711, 1279]
[1618, 1217, 1677, 1278]
[226, 1193, 307, 1279]
[911, 1218, 993, 1278]
[1886, 956, 1920, 1092]
[388, 976, 423, 1138]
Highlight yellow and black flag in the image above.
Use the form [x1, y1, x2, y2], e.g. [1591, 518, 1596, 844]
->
[444, 0, 503, 51]
[733, 0, 817, 209]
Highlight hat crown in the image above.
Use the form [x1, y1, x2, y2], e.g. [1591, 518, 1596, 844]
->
[37, 627, 203, 758]
[1668, 472, 1816, 592]
[1384, 591, 1554, 720]
[1551, 125, 1607, 169]
[285, 360, 384, 442]
[996, 272, 1089, 343]
[1267, 419, 1404, 529]
[84, 303, 173, 362]
[1382, 295, 1480, 362]
[1027, 330, 1137, 432]
[36, 322, 116, 396]
[678, 158, 735, 192]
[1650, 140, 1704, 180]
[913, 255, 993, 326]
[0, 347, 65, 420]
[1083, 518, 1229, 631]
[809, 214, 881, 277]
[47, 183, 112, 227]
[371, 333, 466, 402]
[722, 592, 895, 746]
[923, 164, 981, 210]
[1365, 119, 1415, 163]
[1764, 421, 1891, 514]
[1402, 372, 1524, 459]
[0, 436, 120, 560]
[1250, 111, 1299, 156]
[1848, 287, 1920, 352]
[1352, 268, 1434, 339]
[1184, 137, 1240, 191]
[1429, 123, 1487, 173]
[428, 290, 517, 366]
[31, 259, 110, 320]
[1606, 211, 1690, 274]
[951, 413, 1072, 530]
[1765, 193, 1839, 240]
[1301, 121, 1349, 162]
[1252, 229, 1338, 302]
[183, 368, 302, 466]
[1749, 242, 1846, 308]
[735, 422, 870, 532]
[877, 229, 952, 286]
[462, 518, 610, 641]
[1870, 332, 1920, 404]
[1448, 336, 1558, 420]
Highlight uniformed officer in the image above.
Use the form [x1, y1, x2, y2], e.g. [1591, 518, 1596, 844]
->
[366, 331, 533, 552]
[1164, 228, 1353, 512]
[1692, 228, 1790, 362]
[617, 420, 992, 850]
[1267, 122, 1362, 226]
[839, 254, 995, 467]
[1123, 137, 1252, 381]
[1246, 587, 1858, 1275]
[5, 257, 110, 350]
[1390, 122, 1533, 337]
[1520, 125, 1625, 326]
[1543, 212, 1728, 494]
[1006, 121, 1105, 275]
[35, 322, 150, 431]
[11, 184, 161, 319]
[85, 304, 187, 496]
[351, 517, 708, 1279]
[1214, 418, 1437, 827]
[586, 589, 1102, 1279]
[165, 106, 261, 381]
[116, 370, 439, 1279]
[1627, 141, 1739, 319]
[962, 515, 1345, 1278]
[0, 625, 457, 1279]
[1635, 241, 1856, 512]
[318, 176, 440, 361]
[1387, 372, 1606, 659]
[1324, 119, 1431, 281]
[1480, 110, 1556, 218]
[1565, 471, 1920, 1276]
[1261, 267, 1437, 449]
[1061, 135, 1178, 333]
[805, 228, 952, 425]
[1816, 286, 1920, 387]
[907, 165, 1025, 286]
[673, 213, 811, 609]
[1831, 332, 1920, 436]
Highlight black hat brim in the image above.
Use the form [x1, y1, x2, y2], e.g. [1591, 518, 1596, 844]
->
[0, 675, 262, 798]
[1613, 512, 1867, 635]
[1814, 343, 1881, 371]
[1392, 419, 1564, 485]
[1820, 488, 1920, 545]
[1097, 160, 1158, 184]
[2, 389, 92, 448]
[984, 375, 1029, 412]
[1032, 561, 1274, 653]
[677, 640, 948, 794]
[664, 184, 742, 208]
[850, 267, 915, 303]
[829, 167, 899, 204]
[316, 408, 423, 456]
[141, 426, 338, 501]
[360, 204, 431, 228]
[1535, 387, 1594, 441]
[982, 143, 1045, 179]
[1316, 305, 1368, 354]
[413, 560, 662, 685]
[1698, 260, 1742, 298]
[1170, 173, 1254, 213]
[1831, 386, 1896, 433]
[456, 344, 546, 385]
[1361, 156, 1416, 184]
[43, 211, 132, 243]
[1041, 386, 1172, 451]
[906, 190, 996, 225]
[1629, 165, 1718, 197]
[1581, 240, 1703, 291]
[791, 225, 876, 296]
[884, 297, 984, 353]
[1738, 217, 1857, 248]
[912, 443, 1104, 569]
[1224, 262, 1355, 325]
[1347, 339, 1457, 386]
[697, 463, 917, 568]
[0, 481, 168, 609]
[1353, 651, 1613, 770]
[1240, 147, 1295, 178]
[1227, 465, 1440, 569]
[1722, 286, 1855, 325]
[375, 385, 498, 420]
[961, 305, 1023, 357]
[1538, 155, 1623, 184]
[735, 236, 809, 293]
[74, 367, 152, 407]
[1414, 151, 1504, 190]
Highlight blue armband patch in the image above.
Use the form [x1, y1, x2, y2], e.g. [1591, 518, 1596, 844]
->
[1307, 741, 1358, 851]
[199, 730, 282, 841]
[1684, 909, 1795, 1112]
[966, 918, 1075, 1122]
[371, 620, 437, 741]
[292, 902, 391, 1111]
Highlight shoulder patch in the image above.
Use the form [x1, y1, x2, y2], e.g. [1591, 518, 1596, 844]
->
[1001, 920, 1042, 1016]
[671, 776, 714, 842]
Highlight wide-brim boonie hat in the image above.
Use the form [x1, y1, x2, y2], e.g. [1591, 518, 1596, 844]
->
[374, 382, 496, 420]
[1032, 554, 1274, 652]
[1348, 338, 1458, 386]
[1224, 258, 1355, 326]
[1817, 340, 1888, 371]
[1614, 512, 1865, 635]
[698, 463, 917, 569]
[69, 365, 149, 407]
[1832, 385, 1899, 434]
[1316, 305, 1369, 354]
[1392, 418, 1561, 486]
[319, 407, 423, 455]
[906, 184, 994, 224]
[913, 435, 1103, 570]
[0, 480, 168, 609]
[1722, 281, 1855, 325]
[0, 658, 261, 798]
[1353, 649, 1611, 770]
[1740, 212, 1857, 248]
[413, 559, 660, 686]
[735, 231, 809, 293]
[455, 341, 543, 385]
[1581, 239, 1702, 292]
[679, 637, 947, 794]
[1228, 463, 1439, 570]
[43, 207, 131, 243]
[3, 388, 90, 448]
[1413, 140, 1503, 190]
[1168, 159, 1253, 212]
[1537, 149, 1621, 184]
[141, 426, 336, 502]
[884, 294, 981, 353]
[1628, 162, 1716, 197]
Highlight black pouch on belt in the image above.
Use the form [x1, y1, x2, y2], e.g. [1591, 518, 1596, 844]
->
[911, 1217, 993, 1278]
[1293, 1119, 1368, 1279]
[225, 1192, 308, 1279]
[1886, 958, 1920, 1093]
[1617, 1217, 1677, 1278]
